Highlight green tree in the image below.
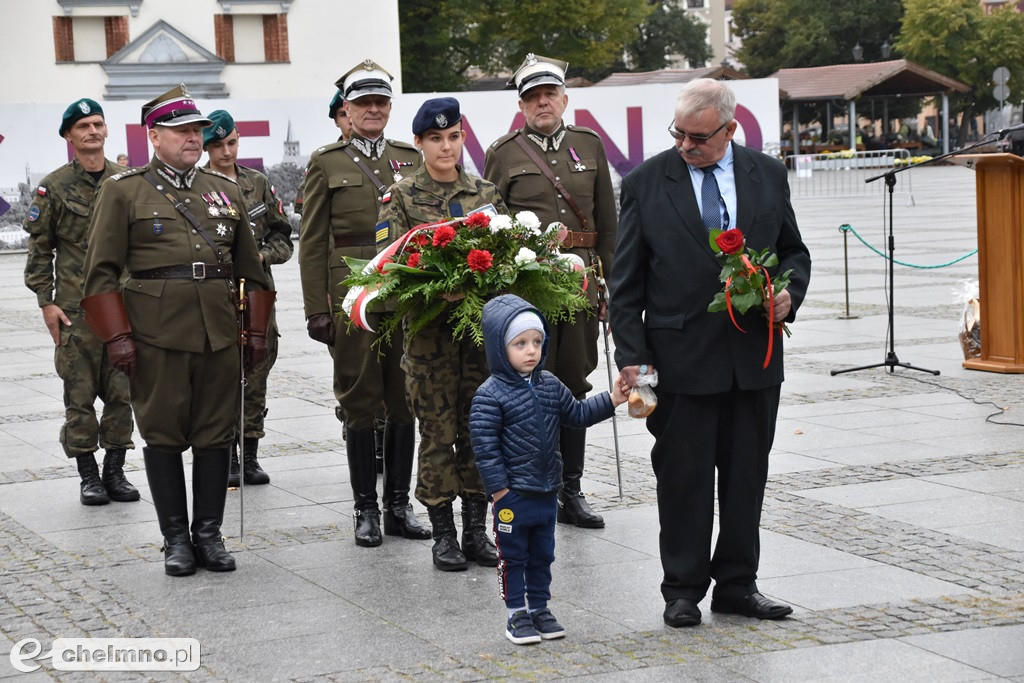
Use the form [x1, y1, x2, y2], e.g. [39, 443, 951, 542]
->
[732, 0, 902, 78]
[899, 0, 1024, 145]
[399, 0, 479, 92]
[626, 1, 712, 72]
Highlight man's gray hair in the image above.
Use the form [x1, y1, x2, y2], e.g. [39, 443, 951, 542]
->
[674, 78, 736, 124]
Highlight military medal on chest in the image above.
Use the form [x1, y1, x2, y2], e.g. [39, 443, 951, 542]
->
[388, 159, 404, 183]
[568, 147, 586, 171]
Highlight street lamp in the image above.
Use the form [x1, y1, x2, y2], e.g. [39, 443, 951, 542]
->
[852, 42, 864, 61]
[880, 38, 892, 59]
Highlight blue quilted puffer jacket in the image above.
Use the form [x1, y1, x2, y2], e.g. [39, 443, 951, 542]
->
[470, 294, 614, 498]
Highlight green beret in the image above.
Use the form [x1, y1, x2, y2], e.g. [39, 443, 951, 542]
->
[202, 110, 236, 148]
[328, 90, 344, 119]
[59, 98, 104, 138]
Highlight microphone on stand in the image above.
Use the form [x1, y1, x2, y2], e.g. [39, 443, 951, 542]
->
[997, 122, 1024, 139]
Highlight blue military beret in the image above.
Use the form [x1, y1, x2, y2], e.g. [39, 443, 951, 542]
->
[412, 97, 462, 137]
[202, 110, 236, 148]
[328, 90, 345, 119]
[59, 98, 104, 138]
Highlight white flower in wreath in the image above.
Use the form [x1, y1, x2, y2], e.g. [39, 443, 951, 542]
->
[514, 247, 537, 265]
[515, 211, 541, 232]
[489, 214, 513, 233]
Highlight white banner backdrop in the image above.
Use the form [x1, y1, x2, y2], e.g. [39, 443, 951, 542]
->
[0, 79, 779, 191]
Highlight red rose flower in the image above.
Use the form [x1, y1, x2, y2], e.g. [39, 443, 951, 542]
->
[715, 228, 745, 255]
[406, 252, 421, 268]
[432, 225, 456, 247]
[467, 249, 493, 273]
[464, 212, 491, 229]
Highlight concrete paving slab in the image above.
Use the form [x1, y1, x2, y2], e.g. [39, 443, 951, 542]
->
[794, 479, 967, 509]
[857, 493, 1024, 530]
[900, 625, 1024, 678]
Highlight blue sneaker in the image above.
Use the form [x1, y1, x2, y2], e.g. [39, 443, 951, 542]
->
[506, 610, 542, 645]
[530, 607, 566, 640]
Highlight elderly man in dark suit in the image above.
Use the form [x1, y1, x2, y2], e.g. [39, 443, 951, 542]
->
[609, 78, 811, 628]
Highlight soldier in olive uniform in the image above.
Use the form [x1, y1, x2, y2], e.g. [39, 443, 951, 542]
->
[23, 98, 137, 507]
[293, 90, 352, 217]
[484, 54, 618, 529]
[379, 97, 508, 572]
[203, 109, 293, 487]
[82, 86, 273, 577]
[298, 60, 430, 548]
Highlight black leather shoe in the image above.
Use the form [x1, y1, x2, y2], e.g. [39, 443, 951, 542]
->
[557, 491, 605, 528]
[101, 448, 140, 502]
[711, 592, 793, 620]
[76, 454, 110, 506]
[664, 598, 702, 627]
[193, 538, 236, 572]
[161, 537, 197, 576]
[383, 504, 432, 539]
[431, 535, 468, 571]
[353, 509, 383, 547]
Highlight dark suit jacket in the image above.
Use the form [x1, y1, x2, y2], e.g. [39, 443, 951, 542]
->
[609, 143, 811, 395]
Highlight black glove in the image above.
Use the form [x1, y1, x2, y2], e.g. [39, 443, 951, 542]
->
[106, 334, 137, 379]
[306, 313, 335, 345]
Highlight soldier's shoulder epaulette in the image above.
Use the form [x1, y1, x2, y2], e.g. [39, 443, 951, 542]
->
[489, 130, 522, 150]
[386, 138, 417, 152]
[565, 124, 599, 138]
[107, 166, 145, 182]
[313, 140, 348, 157]
[198, 166, 238, 184]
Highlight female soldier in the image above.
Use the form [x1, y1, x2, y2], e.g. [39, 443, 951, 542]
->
[378, 97, 509, 571]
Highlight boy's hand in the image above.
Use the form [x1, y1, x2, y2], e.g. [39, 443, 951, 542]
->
[493, 488, 509, 502]
[610, 380, 631, 407]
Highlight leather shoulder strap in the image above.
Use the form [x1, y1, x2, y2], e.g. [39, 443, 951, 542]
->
[343, 146, 388, 195]
[513, 134, 588, 230]
[142, 171, 225, 263]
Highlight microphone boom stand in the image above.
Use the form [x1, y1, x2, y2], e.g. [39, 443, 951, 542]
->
[830, 133, 999, 377]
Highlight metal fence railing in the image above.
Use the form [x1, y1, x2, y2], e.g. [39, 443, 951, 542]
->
[786, 149, 915, 202]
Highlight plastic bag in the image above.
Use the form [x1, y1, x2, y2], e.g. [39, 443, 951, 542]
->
[954, 280, 981, 360]
[628, 370, 658, 418]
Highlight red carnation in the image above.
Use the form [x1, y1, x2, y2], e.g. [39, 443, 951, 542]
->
[411, 233, 429, 247]
[467, 249, 493, 273]
[406, 252, 421, 268]
[715, 228, 745, 255]
[464, 212, 491, 229]
[376, 257, 392, 273]
[432, 225, 456, 247]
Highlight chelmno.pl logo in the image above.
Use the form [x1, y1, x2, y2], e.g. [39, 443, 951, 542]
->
[9, 638, 200, 673]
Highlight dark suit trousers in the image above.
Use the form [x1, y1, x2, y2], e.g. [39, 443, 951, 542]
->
[646, 384, 780, 603]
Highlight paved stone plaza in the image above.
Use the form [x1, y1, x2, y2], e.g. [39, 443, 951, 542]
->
[1, 164, 1022, 680]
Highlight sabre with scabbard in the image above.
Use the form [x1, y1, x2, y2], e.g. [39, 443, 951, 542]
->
[236, 278, 247, 539]
[594, 256, 623, 500]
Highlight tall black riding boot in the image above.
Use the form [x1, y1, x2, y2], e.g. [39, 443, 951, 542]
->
[346, 426, 382, 547]
[191, 448, 236, 572]
[76, 453, 110, 506]
[382, 422, 431, 539]
[427, 503, 467, 571]
[461, 495, 499, 566]
[557, 426, 605, 528]
[242, 437, 270, 485]
[142, 447, 195, 576]
[373, 419, 385, 474]
[227, 441, 241, 489]
[102, 448, 140, 502]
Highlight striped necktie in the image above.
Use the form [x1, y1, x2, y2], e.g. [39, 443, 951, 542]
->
[700, 164, 722, 231]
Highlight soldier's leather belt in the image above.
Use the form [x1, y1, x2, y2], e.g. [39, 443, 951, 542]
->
[334, 234, 376, 248]
[131, 263, 234, 280]
[561, 230, 598, 249]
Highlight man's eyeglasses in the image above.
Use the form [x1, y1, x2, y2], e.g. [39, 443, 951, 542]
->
[668, 120, 729, 144]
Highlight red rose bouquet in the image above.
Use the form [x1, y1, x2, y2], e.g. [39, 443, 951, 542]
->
[707, 228, 792, 368]
[342, 211, 589, 345]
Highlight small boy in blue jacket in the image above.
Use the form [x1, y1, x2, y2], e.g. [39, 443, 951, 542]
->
[470, 294, 629, 645]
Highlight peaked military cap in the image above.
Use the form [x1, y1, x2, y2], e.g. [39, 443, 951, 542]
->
[328, 90, 345, 119]
[336, 59, 394, 101]
[59, 98, 104, 138]
[508, 53, 569, 96]
[412, 97, 461, 136]
[202, 110, 236, 148]
[141, 84, 213, 129]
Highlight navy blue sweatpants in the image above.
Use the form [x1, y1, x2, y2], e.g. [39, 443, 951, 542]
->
[492, 490, 557, 610]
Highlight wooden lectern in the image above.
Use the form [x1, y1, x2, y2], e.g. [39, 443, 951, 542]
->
[959, 153, 1024, 373]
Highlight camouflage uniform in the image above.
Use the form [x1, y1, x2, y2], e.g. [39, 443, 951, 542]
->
[23, 157, 134, 458]
[380, 164, 509, 507]
[225, 163, 293, 439]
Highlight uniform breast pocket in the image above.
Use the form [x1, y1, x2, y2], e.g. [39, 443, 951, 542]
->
[408, 196, 444, 224]
[134, 203, 178, 243]
[568, 159, 597, 198]
[508, 165, 548, 203]
[327, 174, 366, 219]
[62, 199, 91, 243]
